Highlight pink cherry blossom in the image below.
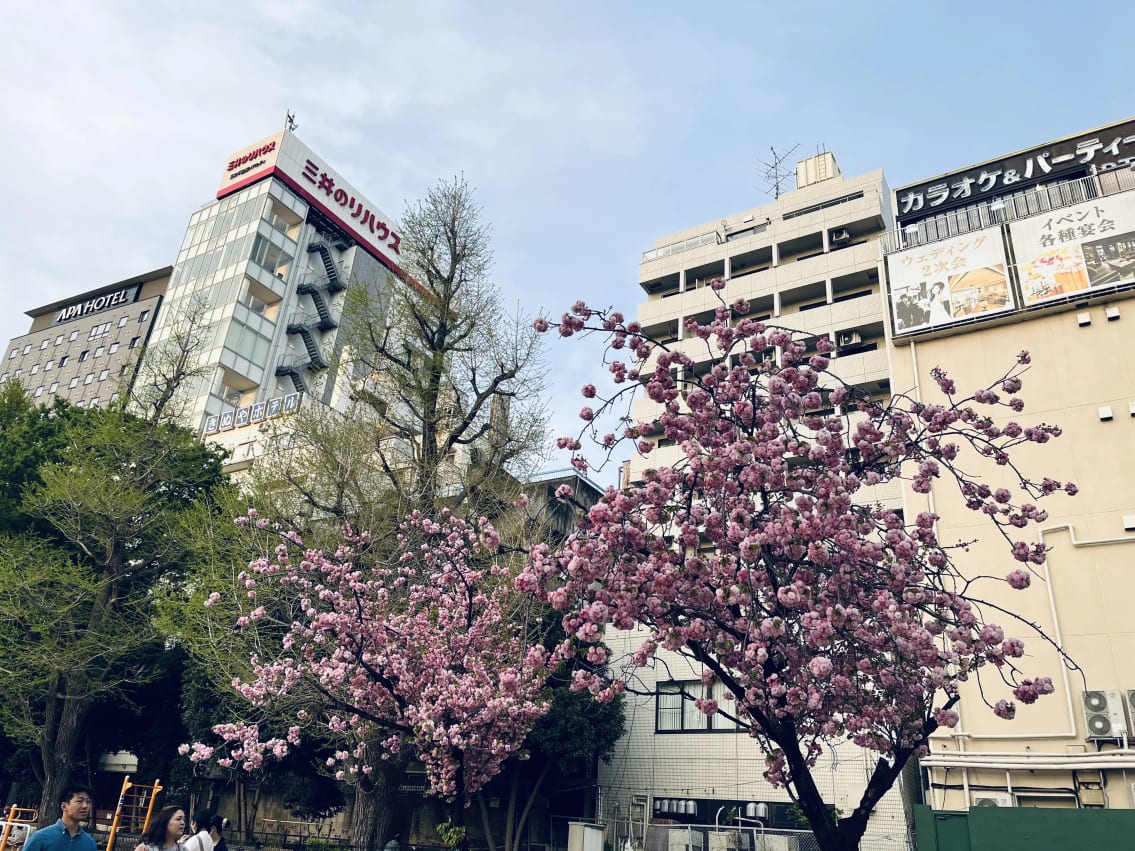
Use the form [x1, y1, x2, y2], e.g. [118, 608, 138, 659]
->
[518, 302, 1073, 851]
[190, 511, 569, 802]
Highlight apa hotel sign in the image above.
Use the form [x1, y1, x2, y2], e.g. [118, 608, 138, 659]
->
[54, 285, 140, 324]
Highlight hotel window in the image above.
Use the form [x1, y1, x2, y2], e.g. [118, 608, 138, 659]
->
[118, 316, 129, 328]
[95, 346, 105, 358]
[89, 322, 111, 340]
[13, 369, 21, 378]
[59, 355, 68, 367]
[656, 680, 739, 733]
[22, 344, 31, 354]
[78, 350, 89, 362]
[49, 382, 58, 394]
[54, 334, 64, 345]
[33, 386, 44, 398]
[69, 377, 79, 389]
[69, 329, 79, 341]
[98, 369, 109, 382]
[0, 374, 6, 383]
[129, 337, 140, 349]
[44, 360, 54, 371]
[84, 373, 94, 385]
[29, 364, 39, 375]
[108, 342, 119, 354]
[8, 349, 16, 360]
[40, 339, 49, 350]
[88, 397, 100, 408]
[139, 310, 150, 322]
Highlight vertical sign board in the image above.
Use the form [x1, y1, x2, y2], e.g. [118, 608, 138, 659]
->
[887, 227, 1014, 333]
[1009, 193, 1135, 306]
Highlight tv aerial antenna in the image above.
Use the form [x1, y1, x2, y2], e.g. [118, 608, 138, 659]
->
[761, 144, 799, 199]
[285, 111, 298, 132]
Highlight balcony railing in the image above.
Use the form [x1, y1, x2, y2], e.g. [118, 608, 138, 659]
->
[883, 170, 1135, 255]
[642, 230, 720, 263]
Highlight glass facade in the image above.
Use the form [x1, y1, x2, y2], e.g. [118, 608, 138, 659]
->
[151, 179, 310, 421]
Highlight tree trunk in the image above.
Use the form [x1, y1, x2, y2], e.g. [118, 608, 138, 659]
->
[37, 687, 91, 827]
[508, 764, 550, 851]
[351, 761, 406, 851]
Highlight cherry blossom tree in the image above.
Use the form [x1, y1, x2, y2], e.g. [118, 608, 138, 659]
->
[188, 509, 568, 848]
[517, 288, 1079, 851]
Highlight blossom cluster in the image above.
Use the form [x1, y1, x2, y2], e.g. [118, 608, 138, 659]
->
[519, 297, 1075, 788]
[191, 509, 569, 799]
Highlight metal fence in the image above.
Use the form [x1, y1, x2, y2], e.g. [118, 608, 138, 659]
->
[642, 823, 911, 851]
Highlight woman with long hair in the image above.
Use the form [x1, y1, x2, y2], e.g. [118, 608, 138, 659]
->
[139, 806, 187, 851]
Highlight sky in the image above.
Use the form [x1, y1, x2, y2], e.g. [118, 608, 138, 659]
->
[1, 0, 1131, 484]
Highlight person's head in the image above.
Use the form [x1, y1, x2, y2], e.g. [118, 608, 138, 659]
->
[144, 806, 187, 847]
[930, 281, 945, 297]
[192, 811, 215, 835]
[208, 815, 229, 839]
[59, 785, 92, 824]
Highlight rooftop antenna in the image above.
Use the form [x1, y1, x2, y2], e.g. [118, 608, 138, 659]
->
[761, 144, 799, 199]
[285, 111, 298, 132]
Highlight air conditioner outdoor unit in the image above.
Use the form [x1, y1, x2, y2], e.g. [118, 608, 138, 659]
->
[830, 228, 851, 243]
[1083, 690, 1129, 738]
[972, 792, 1014, 808]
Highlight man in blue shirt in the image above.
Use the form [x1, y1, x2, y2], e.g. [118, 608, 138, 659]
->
[23, 786, 97, 851]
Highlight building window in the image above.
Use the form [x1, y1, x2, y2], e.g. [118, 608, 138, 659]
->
[89, 322, 111, 340]
[95, 346, 105, 358]
[118, 316, 129, 328]
[40, 339, 49, 350]
[33, 386, 44, 398]
[0, 374, 6, 383]
[88, 397, 100, 408]
[7, 349, 16, 360]
[98, 369, 108, 382]
[59, 355, 68, 367]
[78, 350, 89, 362]
[84, 373, 94, 385]
[69, 329, 79, 342]
[69, 377, 79, 389]
[44, 359, 54, 371]
[55, 334, 64, 345]
[29, 364, 39, 375]
[49, 382, 58, 394]
[129, 337, 140, 349]
[656, 681, 739, 733]
[109, 342, 119, 354]
[13, 369, 21, 378]
[119, 364, 131, 376]
[139, 310, 150, 322]
[22, 344, 31, 355]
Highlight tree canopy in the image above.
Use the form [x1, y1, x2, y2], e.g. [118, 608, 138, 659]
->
[518, 291, 1077, 851]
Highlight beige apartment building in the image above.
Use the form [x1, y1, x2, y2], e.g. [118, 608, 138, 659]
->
[600, 155, 917, 850]
[885, 117, 1135, 811]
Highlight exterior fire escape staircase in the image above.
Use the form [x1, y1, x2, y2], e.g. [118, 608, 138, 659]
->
[274, 238, 346, 393]
[307, 240, 347, 293]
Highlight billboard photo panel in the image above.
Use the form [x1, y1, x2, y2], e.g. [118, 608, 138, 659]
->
[888, 228, 1013, 333]
[1010, 193, 1135, 306]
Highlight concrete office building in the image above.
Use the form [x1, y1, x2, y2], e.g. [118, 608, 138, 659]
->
[146, 128, 408, 468]
[884, 117, 1135, 812]
[599, 155, 916, 850]
[0, 267, 169, 407]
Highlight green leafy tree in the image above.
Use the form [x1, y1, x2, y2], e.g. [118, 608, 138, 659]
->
[476, 671, 625, 851]
[0, 389, 227, 822]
